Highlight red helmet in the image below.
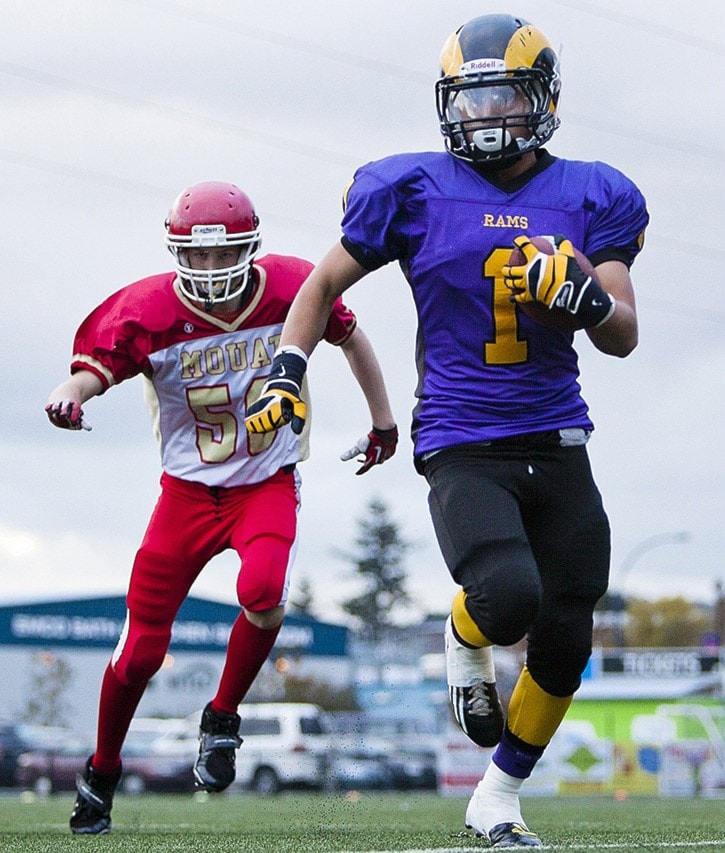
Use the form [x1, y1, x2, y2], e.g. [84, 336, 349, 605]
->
[165, 181, 261, 307]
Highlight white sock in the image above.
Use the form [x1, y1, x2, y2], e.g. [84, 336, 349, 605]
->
[471, 644, 496, 684]
[482, 761, 524, 796]
[468, 761, 526, 832]
[446, 616, 496, 683]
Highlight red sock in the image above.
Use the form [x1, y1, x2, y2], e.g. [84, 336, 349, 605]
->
[92, 663, 146, 774]
[212, 613, 281, 714]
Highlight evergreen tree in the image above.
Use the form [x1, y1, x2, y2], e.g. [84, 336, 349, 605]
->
[24, 652, 73, 727]
[338, 497, 413, 640]
[288, 576, 315, 617]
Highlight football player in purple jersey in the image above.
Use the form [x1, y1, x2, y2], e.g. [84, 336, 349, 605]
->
[246, 14, 648, 848]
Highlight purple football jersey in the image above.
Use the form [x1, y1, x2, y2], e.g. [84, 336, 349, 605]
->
[340, 150, 648, 457]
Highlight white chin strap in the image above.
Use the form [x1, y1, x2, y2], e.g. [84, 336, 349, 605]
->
[472, 127, 511, 153]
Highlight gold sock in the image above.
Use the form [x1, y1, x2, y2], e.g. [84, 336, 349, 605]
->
[451, 589, 492, 648]
[506, 665, 572, 747]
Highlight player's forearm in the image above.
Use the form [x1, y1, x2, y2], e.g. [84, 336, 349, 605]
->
[47, 370, 104, 406]
[585, 259, 638, 357]
[586, 300, 638, 357]
[341, 328, 395, 430]
[279, 279, 334, 357]
[280, 242, 369, 356]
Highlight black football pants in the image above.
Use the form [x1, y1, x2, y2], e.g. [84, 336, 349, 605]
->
[424, 439, 610, 697]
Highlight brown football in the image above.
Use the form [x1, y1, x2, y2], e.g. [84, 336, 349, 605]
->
[508, 236, 599, 332]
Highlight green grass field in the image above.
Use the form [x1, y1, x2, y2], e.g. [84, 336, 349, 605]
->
[0, 791, 723, 852]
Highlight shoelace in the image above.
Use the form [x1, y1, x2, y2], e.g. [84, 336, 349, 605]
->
[467, 681, 493, 716]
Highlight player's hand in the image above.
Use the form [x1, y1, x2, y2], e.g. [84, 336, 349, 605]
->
[246, 389, 307, 435]
[45, 400, 92, 431]
[340, 425, 398, 475]
[503, 235, 615, 328]
[245, 346, 309, 436]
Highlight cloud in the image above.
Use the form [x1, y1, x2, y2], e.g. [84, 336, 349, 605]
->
[3, 0, 724, 621]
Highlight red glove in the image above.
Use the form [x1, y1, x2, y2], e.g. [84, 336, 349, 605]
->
[340, 425, 398, 475]
[45, 400, 92, 431]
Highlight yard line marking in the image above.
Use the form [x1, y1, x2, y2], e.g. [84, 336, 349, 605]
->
[328, 843, 725, 853]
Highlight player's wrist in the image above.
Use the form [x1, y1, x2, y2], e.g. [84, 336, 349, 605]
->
[590, 295, 616, 328]
[579, 286, 615, 328]
[267, 346, 308, 395]
[371, 424, 398, 440]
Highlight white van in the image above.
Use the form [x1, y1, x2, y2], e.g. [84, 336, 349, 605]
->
[184, 703, 332, 794]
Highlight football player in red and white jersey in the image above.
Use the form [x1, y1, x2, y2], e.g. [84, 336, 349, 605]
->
[45, 181, 398, 835]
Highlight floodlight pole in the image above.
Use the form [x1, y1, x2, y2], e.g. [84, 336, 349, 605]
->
[614, 529, 692, 595]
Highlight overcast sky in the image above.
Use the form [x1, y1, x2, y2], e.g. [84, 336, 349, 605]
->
[2, 0, 724, 625]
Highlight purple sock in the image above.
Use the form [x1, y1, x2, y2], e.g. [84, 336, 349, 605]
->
[492, 728, 545, 779]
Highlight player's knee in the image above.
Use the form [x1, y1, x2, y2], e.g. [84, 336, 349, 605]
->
[463, 568, 542, 647]
[528, 643, 590, 696]
[236, 537, 288, 610]
[244, 605, 285, 629]
[527, 599, 599, 695]
[112, 632, 170, 686]
[237, 576, 285, 611]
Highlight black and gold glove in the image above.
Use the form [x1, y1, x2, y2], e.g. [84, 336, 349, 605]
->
[504, 234, 615, 328]
[245, 347, 308, 436]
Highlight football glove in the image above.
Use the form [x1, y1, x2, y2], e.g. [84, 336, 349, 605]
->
[340, 425, 398, 475]
[245, 347, 308, 436]
[45, 400, 92, 431]
[504, 234, 615, 328]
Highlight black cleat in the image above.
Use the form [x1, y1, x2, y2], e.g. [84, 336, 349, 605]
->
[445, 615, 504, 747]
[488, 821, 543, 848]
[194, 702, 243, 792]
[69, 756, 121, 835]
[449, 681, 504, 747]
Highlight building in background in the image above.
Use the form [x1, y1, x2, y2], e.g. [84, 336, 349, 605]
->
[0, 596, 350, 731]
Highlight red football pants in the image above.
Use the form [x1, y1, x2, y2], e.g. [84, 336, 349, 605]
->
[111, 468, 299, 686]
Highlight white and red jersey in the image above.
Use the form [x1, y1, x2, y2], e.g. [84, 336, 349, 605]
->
[70, 254, 357, 487]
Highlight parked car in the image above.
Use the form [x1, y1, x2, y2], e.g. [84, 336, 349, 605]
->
[0, 720, 29, 787]
[16, 728, 196, 796]
[329, 737, 393, 790]
[329, 736, 437, 791]
[16, 724, 74, 752]
[385, 746, 438, 790]
[185, 702, 331, 794]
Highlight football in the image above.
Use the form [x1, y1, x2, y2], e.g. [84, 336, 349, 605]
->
[508, 236, 599, 332]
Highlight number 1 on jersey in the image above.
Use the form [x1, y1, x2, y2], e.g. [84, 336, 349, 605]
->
[483, 248, 528, 365]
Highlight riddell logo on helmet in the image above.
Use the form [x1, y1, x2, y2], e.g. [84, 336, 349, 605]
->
[191, 224, 226, 236]
[461, 58, 505, 75]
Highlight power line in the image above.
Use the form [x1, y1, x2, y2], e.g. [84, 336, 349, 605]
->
[0, 59, 359, 169]
[116, 0, 725, 163]
[0, 147, 170, 200]
[563, 112, 723, 161]
[121, 0, 430, 84]
[548, 0, 725, 55]
[0, 147, 328, 236]
[1, 145, 721, 280]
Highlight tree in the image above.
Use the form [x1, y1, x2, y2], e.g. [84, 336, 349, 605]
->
[23, 651, 73, 727]
[337, 496, 413, 640]
[625, 596, 711, 647]
[282, 674, 359, 711]
[288, 576, 316, 617]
